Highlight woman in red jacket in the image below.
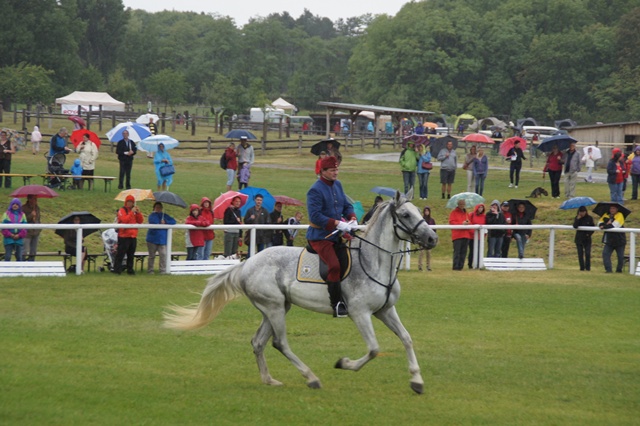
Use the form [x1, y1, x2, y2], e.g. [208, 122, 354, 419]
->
[186, 204, 210, 260]
[545, 145, 563, 198]
[449, 199, 470, 270]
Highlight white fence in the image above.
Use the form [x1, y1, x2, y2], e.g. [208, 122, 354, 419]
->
[0, 223, 637, 276]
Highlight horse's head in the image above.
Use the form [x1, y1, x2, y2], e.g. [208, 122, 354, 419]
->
[387, 189, 438, 249]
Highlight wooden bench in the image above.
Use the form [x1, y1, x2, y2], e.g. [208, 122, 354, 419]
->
[0, 261, 66, 277]
[635, 262, 640, 277]
[134, 251, 189, 271]
[0, 173, 41, 185]
[482, 257, 547, 271]
[40, 174, 115, 192]
[170, 259, 241, 275]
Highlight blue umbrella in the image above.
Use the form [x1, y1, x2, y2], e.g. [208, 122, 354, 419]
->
[239, 187, 276, 215]
[225, 129, 257, 140]
[139, 134, 180, 152]
[371, 186, 398, 197]
[106, 122, 152, 142]
[535, 134, 577, 153]
[345, 194, 365, 222]
[559, 197, 597, 210]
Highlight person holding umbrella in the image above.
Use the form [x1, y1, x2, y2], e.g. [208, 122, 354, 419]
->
[2, 198, 27, 261]
[573, 206, 595, 271]
[223, 196, 243, 257]
[545, 145, 563, 198]
[154, 143, 173, 191]
[598, 204, 626, 273]
[62, 216, 88, 273]
[561, 141, 581, 199]
[77, 132, 99, 190]
[146, 202, 176, 274]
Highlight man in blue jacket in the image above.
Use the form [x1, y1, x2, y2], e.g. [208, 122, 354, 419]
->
[146, 202, 176, 274]
[306, 155, 357, 317]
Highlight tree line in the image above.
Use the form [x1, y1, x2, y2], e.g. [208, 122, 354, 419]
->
[1, 0, 639, 125]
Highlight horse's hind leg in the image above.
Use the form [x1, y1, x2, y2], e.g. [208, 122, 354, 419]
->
[252, 315, 282, 386]
[375, 306, 424, 394]
[334, 313, 379, 371]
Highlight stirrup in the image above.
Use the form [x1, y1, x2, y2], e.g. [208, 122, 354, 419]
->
[333, 301, 348, 318]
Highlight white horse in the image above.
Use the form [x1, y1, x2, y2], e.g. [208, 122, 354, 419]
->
[163, 190, 438, 393]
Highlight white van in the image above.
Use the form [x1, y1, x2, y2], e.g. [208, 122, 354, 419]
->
[522, 126, 560, 141]
[250, 107, 287, 123]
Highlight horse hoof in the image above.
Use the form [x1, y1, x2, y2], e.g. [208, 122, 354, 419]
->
[266, 378, 283, 386]
[410, 382, 424, 394]
[307, 380, 322, 389]
[334, 358, 346, 369]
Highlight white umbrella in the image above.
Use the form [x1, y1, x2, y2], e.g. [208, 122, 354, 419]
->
[582, 146, 602, 161]
[106, 122, 152, 142]
[138, 134, 179, 152]
[136, 113, 160, 124]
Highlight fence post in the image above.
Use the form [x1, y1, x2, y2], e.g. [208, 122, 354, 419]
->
[21, 109, 26, 131]
[548, 228, 555, 269]
[191, 119, 196, 136]
[13, 109, 17, 124]
[249, 228, 256, 257]
[165, 228, 173, 274]
[298, 135, 302, 155]
[207, 136, 211, 155]
[172, 110, 176, 133]
[629, 232, 636, 275]
[98, 105, 103, 131]
[75, 228, 83, 276]
[261, 138, 266, 155]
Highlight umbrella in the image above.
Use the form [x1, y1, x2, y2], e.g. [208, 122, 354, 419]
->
[371, 186, 398, 197]
[68, 116, 86, 129]
[139, 134, 179, 152]
[430, 135, 458, 156]
[224, 129, 257, 140]
[462, 133, 495, 144]
[106, 122, 152, 142]
[114, 189, 155, 202]
[10, 185, 59, 198]
[70, 129, 102, 149]
[55, 211, 101, 238]
[507, 199, 538, 219]
[535, 134, 577, 153]
[559, 197, 597, 210]
[213, 191, 249, 220]
[582, 146, 602, 161]
[153, 191, 187, 208]
[500, 136, 526, 157]
[136, 113, 160, 124]
[423, 122, 438, 129]
[239, 187, 276, 216]
[2, 128, 26, 151]
[592, 202, 631, 219]
[274, 195, 304, 206]
[310, 138, 341, 156]
[401, 134, 430, 148]
[446, 192, 485, 209]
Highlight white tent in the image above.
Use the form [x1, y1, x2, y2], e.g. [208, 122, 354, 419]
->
[271, 97, 296, 112]
[56, 91, 125, 115]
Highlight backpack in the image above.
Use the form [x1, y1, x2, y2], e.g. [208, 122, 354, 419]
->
[219, 151, 227, 170]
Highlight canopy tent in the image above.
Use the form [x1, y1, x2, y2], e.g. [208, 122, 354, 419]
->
[469, 117, 508, 131]
[56, 91, 125, 115]
[271, 97, 296, 113]
[515, 117, 538, 129]
[554, 118, 577, 129]
[453, 113, 476, 131]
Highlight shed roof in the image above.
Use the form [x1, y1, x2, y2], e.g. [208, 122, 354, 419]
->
[317, 102, 434, 116]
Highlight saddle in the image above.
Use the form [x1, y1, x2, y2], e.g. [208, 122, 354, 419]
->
[296, 243, 352, 284]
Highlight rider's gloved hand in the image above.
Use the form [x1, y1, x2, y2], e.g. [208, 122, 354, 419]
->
[336, 221, 352, 233]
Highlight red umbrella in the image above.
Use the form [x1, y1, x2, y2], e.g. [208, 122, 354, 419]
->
[70, 129, 102, 149]
[68, 116, 86, 129]
[500, 136, 526, 157]
[212, 191, 249, 220]
[274, 195, 304, 206]
[462, 133, 495, 144]
[10, 185, 59, 198]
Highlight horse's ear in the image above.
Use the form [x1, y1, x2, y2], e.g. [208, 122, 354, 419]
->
[405, 187, 414, 201]
[394, 190, 403, 205]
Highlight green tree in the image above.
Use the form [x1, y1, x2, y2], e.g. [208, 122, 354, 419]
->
[107, 68, 138, 102]
[0, 63, 55, 107]
[146, 69, 188, 110]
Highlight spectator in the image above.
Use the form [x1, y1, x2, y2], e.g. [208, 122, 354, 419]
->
[77, 132, 99, 190]
[243, 194, 271, 256]
[500, 201, 513, 258]
[186, 204, 210, 261]
[512, 202, 532, 259]
[224, 142, 238, 191]
[581, 147, 596, 183]
[437, 140, 457, 199]
[416, 144, 432, 200]
[200, 197, 215, 260]
[467, 203, 486, 269]
[414, 122, 425, 135]
[62, 216, 87, 273]
[363, 196, 383, 224]
[113, 195, 143, 275]
[630, 147, 640, 200]
[223, 196, 243, 257]
[22, 195, 41, 261]
[473, 148, 488, 196]
[146, 202, 176, 274]
[154, 143, 173, 191]
[315, 151, 327, 177]
[238, 163, 251, 190]
[269, 202, 284, 247]
[285, 211, 303, 246]
[48, 127, 70, 158]
[116, 130, 137, 190]
[31, 125, 42, 155]
[598, 204, 626, 273]
[399, 141, 419, 195]
[573, 206, 594, 271]
[70, 159, 83, 190]
[2, 198, 27, 261]
[607, 150, 624, 203]
[0, 130, 17, 188]
[561, 141, 580, 199]
[463, 145, 477, 193]
[507, 140, 526, 188]
[485, 200, 506, 258]
[449, 199, 470, 270]
[236, 136, 255, 184]
[545, 145, 563, 198]
[418, 206, 436, 271]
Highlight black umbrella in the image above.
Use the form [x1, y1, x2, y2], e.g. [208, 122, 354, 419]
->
[310, 138, 341, 156]
[507, 199, 538, 220]
[55, 211, 101, 238]
[535, 134, 577, 153]
[430, 135, 458, 156]
[153, 191, 187, 208]
[592, 202, 631, 219]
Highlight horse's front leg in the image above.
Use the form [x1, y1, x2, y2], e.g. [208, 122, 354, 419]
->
[334, 311, 379, 371]
[374, 306, 424, 394]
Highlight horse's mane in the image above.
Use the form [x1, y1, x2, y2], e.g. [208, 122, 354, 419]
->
[363, 197, 405, 237]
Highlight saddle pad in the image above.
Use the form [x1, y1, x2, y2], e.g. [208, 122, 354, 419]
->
[296, 247, 351, 284]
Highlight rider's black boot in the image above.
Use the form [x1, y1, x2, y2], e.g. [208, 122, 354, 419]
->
[327, 281, 348, 318]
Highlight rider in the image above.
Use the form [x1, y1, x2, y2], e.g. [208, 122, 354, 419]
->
[306, 155, 357, 318]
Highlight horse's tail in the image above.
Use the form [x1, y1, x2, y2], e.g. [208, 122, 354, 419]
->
[162, 263, 245, 331]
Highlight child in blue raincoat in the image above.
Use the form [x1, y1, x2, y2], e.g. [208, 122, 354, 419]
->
[70, 158, 83, 189]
